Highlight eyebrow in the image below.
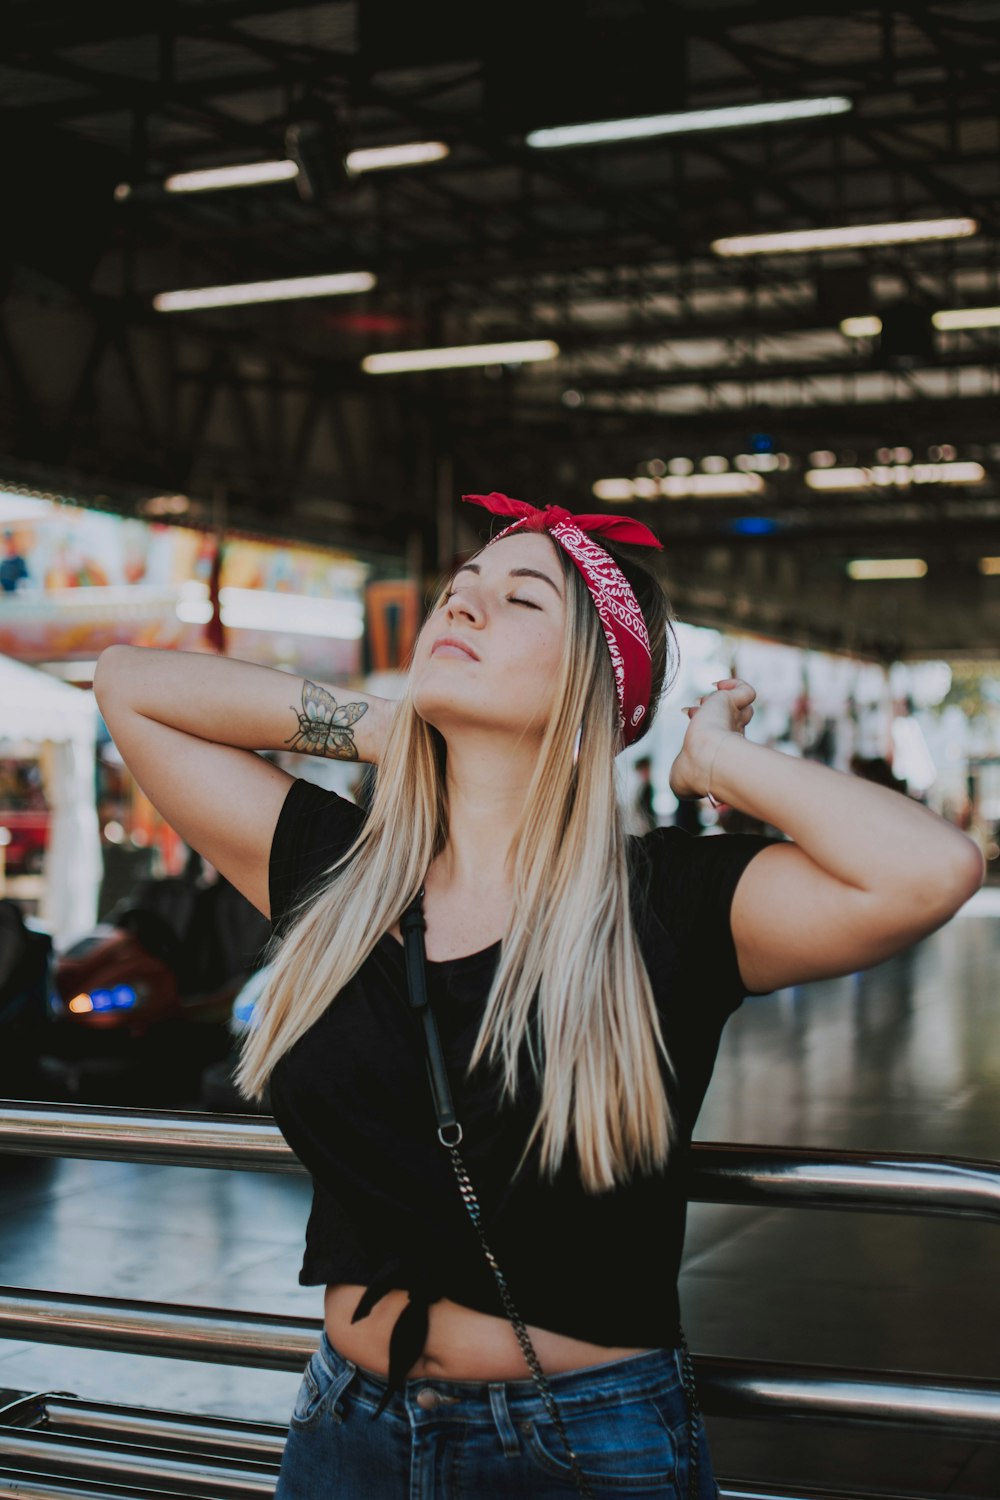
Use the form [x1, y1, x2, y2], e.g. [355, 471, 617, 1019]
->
[452, 561, 562, 598]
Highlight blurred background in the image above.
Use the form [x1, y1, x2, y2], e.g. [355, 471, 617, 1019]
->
[0, 4, 998, 1497]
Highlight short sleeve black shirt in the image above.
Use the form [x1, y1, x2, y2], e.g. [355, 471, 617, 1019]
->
[266, 775, 779, 1406]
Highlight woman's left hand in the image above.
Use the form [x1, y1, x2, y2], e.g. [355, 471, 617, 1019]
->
[669, 678, 756, 801]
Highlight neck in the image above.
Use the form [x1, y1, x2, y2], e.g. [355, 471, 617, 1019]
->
[432, 728, 541, 893]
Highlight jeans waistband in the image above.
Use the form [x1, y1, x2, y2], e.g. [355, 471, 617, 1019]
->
[317, 1327, 685, 1423]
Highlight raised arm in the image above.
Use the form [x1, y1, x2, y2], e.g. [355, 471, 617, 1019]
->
[93, 645, 393, 766]
[93, 646, 395, 919]
[670, 678, 985, 996]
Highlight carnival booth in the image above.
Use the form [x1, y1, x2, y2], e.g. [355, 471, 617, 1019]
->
[0, 653, 102, 949]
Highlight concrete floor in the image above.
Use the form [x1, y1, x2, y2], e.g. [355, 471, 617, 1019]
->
[1, 889, 998, 1497]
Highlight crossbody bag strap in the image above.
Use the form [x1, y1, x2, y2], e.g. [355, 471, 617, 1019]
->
[397, 885, 702, 1500]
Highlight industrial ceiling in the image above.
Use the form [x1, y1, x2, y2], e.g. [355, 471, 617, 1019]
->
[1, 1, 998, 658]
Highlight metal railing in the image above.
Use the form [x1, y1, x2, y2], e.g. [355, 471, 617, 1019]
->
[0, 1101, 997, 1500]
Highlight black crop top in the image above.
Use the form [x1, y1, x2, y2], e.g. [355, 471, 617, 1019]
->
[266, 775, 779, 1417]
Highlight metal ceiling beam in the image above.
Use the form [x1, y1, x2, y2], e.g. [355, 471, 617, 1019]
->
[4, 0, 343, 54]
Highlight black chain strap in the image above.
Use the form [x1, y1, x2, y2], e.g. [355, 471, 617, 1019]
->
[400, 888, 701, 1500]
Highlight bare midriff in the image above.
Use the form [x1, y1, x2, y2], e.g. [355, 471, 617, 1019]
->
[324, 1283, 653, 1381]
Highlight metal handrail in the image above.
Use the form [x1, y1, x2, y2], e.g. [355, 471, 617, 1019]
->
[2, 1102, 998, 1221]
[0, 1287, 997, 1438]
[0, 1100, 997, 1500]
[0, 1390, 287, 1463]
[3, 1396, 954, 1500]
[0, 1422, 276, 1499]
[0, 1286, 317, 1371]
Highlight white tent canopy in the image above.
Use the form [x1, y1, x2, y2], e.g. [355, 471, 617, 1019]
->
[0, 654, 102, 949]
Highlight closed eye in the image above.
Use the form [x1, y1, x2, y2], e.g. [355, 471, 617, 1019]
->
[439, 589, 540, 609]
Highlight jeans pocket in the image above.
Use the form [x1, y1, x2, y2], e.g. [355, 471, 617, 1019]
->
[290, 1345, 354, 1432]
[521, 1390, 681, 1492]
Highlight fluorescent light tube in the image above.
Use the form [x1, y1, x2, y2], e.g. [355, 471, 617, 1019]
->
[162, 142, 448, 195]
[345, 141, 449, 173]
[526, 96, 852, 149]
[806, 463, 985, 491]
[662, 472, 764, 498]
[165, 161, 300, 193]
[846, 559, 927, 580]
[153, 271, 376, 312]
[713, 216, 978, 256]
[592, 479, 636, 501]
[592, 473, 764, 501]
[842, 306, 1000, 336]
[932, 306, 1000, 331]
[840, 316, 883, 337]
[361, 339, 559, 374]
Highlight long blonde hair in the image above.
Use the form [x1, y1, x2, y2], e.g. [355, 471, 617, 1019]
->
[234, 534, 682, 1193]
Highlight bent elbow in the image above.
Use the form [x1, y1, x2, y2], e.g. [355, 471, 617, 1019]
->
[93, 644, 132, 707]
[951, 838, 986, 905]
[913, 839, 986, 925]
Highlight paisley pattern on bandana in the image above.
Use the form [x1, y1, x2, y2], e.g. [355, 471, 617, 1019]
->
[482, 511, 653, 747]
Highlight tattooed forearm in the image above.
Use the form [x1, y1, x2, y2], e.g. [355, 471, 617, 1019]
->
[283, 679, 369, 760]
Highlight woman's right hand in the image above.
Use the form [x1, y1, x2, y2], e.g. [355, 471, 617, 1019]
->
[668, 678, 755, 800]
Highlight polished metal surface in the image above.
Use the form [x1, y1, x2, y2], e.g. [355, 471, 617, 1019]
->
[688, 1144, 1000, 1221]
[0, 1418, 276, 1496]
[0, 1104, 298, 1175]
[2, 1103, 997, 1222]
[2, 1390, 285, 1461]
[0, 1479, 219, 1500]
[700, 1356, 1000, 1439]
[0, 1288, 316, 1370]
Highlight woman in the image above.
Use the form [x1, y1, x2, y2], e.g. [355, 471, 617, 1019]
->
[94, 492, 984, 1500]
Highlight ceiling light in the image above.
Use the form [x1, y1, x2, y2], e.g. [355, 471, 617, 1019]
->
[361, 339, 559, 374]
[932, 305, 1000, 331]
[842, 305, 1000, 337]
[153, 271, 376, 312]
[165, 160, 300, 193]
[840, 316, 882, 337]
[734, 452, 780, 472]
[712, 216, 978, 257]
[526, 96, 852, 150]
[593, 473, 764, 501]
[847, 559, 928, 580]
[345, 141, 449, 173]
[592, 479, 635, 501]
[806, 462, 985, 491]
[978, 558, 1000, 575]
[663, 472, 764, 498]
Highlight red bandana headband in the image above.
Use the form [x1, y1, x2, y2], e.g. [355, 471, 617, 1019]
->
[461, 491, 663, 748]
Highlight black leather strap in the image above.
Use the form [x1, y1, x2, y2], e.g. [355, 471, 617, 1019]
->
[400, 887, 461, 1138]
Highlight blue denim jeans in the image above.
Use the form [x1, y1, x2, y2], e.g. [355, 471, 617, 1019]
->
[274, 1327, 722, 1498]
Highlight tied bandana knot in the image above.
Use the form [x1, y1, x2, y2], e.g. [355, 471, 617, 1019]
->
[460, 491, 662, 749]
[462, 492, 663, 552]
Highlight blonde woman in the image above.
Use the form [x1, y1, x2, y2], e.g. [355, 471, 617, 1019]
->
[94, 492, 984, 1500]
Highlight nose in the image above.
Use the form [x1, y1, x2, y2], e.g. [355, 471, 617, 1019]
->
[445, 585, 481, 624]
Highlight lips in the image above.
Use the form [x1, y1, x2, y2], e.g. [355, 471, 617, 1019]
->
[431, 635, 479, 660]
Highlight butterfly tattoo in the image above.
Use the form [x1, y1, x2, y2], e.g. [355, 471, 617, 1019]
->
[284, 680, 369, 760]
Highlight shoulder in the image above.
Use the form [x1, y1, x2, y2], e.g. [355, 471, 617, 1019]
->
[630, 823, 783, 940]
[268, 777, 366, 930]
